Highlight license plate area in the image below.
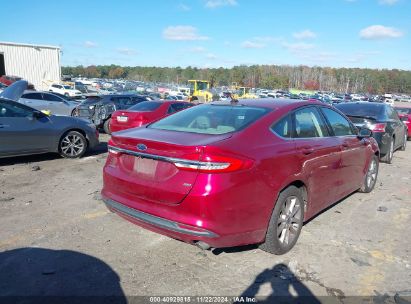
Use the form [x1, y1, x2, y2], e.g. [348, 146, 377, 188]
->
[117, 116, 128, 122]
[133, 156, 158, 177]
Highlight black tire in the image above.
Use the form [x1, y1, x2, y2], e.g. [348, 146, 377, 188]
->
[59, 131, 88, 159]
[359, 155, 379, 193]
[400, 132, 407, 151]
[103, 119, 111, 135]
[260, 186, 304, 255]
[381, 138, 394, 164]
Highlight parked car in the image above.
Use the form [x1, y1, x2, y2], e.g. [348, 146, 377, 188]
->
[18, 91, 78, 116]
[0, 81, 99, 159]
[110, 100, 194, 132]
[336, 102, 407, 163]
[74, 94, 151, 134]
[394, 106, 411, 140]
[49, 84, 82, 98]
[102, 99, 379, 254]
[0, 83, 7, 93]
[0, 75, 35, 90]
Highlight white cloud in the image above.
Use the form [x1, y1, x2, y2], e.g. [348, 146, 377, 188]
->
[359, 25, 403, 40]
[282, 42, 315, 52]
[205, 0, 237, 8]
[293, 30, 317, 40]
[379, 0, 399, 5]
[178, 3, 191, 11]
[241, 40, 266, 49]
[163, 26, 209, 41]
[205, 53, 217, 59]
[189, 46, 206, 53]
[84, 41, 98, 48]
[116, 48, 137, 56]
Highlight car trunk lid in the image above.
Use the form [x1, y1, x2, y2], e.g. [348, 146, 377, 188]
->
[107, 127, 233, 205]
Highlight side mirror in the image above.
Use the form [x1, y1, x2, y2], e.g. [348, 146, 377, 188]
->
[400, 116, 408, 122]
[32, 111, 46, 119]
[357, 127, 372, 138]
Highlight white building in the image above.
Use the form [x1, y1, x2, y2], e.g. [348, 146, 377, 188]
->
[0, 41, 61, 90]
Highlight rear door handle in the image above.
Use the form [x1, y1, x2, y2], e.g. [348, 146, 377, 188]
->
[301, 147, 314, 155]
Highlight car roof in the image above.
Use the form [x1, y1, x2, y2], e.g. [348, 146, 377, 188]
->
[210, 98, 323, 110]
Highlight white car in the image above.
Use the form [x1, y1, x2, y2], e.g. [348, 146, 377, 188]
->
[49, 84, 82, 98]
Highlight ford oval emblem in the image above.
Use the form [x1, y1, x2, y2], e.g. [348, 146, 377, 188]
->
[137, 144, 147, 151]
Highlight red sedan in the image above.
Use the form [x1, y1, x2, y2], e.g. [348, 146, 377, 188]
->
[109, 100, 193, 132]
[102, 99, 379, 254]
[394, 106, 411, 139]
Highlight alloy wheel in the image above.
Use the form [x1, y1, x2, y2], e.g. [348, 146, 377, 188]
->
[366, 158, 377, 189]
[277, 196, 302, 245]
[60, 134, 85, 157]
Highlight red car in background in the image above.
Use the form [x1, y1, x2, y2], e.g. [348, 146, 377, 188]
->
[110, 100, 193, 132]
[0, 75, 35, 90]
[102, 99, 379, 254]
[394, 106, 411, 139]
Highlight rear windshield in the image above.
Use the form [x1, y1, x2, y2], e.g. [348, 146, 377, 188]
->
[149, 104, 270, 135]
[395, 107, 411, 115]
[335, 103, 384, 119]
[129, 101, 162, 111]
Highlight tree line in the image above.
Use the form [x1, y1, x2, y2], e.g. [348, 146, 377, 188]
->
[62, 64, 411, 94]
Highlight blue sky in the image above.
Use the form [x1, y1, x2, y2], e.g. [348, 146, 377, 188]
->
[1, 0, 410, 69]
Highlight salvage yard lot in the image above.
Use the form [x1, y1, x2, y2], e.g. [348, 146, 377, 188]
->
[0, 134, 410, 299]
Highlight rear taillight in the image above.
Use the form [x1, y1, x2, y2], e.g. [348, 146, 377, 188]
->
[369, 123, 386, 133]
[174, 152, 254, 173]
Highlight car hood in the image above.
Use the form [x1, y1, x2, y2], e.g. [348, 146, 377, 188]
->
[48, 114, 92, 126]
[0, 80, 28, 101]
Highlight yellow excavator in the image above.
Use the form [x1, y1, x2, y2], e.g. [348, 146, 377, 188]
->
[188, 80, 213, 103]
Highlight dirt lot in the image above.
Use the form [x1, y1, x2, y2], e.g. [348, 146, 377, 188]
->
[0, 133, 410, 301]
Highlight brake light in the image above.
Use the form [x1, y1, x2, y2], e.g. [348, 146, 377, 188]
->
[369, 123, 386, 133]
[174, 152, 254, 173]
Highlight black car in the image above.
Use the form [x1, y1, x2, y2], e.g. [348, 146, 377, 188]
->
[335, 102, 407, 163]
[75, 94, 151, 134]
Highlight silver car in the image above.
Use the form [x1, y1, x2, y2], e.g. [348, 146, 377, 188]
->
[0, 81, 99, 159]
[18, 91, 78, 116]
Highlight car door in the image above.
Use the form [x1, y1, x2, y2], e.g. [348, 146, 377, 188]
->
[20, 92, 46, 110]
[42, 93, 70, 115]
[0, 100, 53, 156]
[386, 106, 406, 149]
[320, 106, 367, 197]
[292, 106, 342, 215]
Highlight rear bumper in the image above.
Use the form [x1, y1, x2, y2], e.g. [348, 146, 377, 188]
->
[103, 196, 218, 238]
[372, 132, 391, 156]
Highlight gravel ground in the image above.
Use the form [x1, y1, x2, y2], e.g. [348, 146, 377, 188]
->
[0, 133, 410, 301]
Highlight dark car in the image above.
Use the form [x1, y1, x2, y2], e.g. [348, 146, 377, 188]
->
[102, 99, 380, 254]
[74, 94, 151, 134]
[336, 102, 407, 163]
[0, 81, 99, 159]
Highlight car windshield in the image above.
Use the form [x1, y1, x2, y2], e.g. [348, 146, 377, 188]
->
[63, 85, 72, 89]
[149, 104, 270, 135]
[335, 103, 384, 119]
[394, 107, 411, 115]
[128, 101, 162, 111]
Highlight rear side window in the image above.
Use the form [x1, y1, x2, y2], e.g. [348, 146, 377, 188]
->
[149, 104, 270, 135]
[293, 107, 329, 138]
[271, 114, 292, 138]
[129, 101, 162, 111]
[321, 107, 354, 136]
[43, 94, 62, 102]
[167, 103, 193, 114]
